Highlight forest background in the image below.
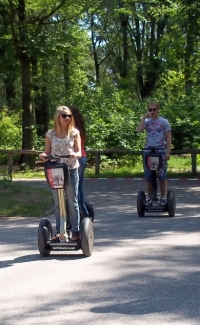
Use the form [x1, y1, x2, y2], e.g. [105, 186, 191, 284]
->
[0, 0, 200, 169]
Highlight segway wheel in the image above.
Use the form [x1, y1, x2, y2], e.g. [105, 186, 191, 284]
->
[167, 190, 176, 217]
[38, 218, 53, 256]
[137, 190, 146, 217]
[80, 217, 94, 257]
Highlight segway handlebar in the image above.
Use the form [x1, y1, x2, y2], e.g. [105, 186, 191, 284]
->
[142, 147, 165, 152]
[44, 154, 70, 161]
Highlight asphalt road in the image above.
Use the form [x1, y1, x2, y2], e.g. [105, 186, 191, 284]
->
[1, 179, 200, 325]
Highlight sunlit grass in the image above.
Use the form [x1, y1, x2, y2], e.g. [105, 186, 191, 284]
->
[0, 179, 53, 217]
[0, 155, 198, 218]
[0, 155, 199, 179]
[85, 155, 200, 178]
[12, 169, 45, 179]
[85, 156, 200, 177]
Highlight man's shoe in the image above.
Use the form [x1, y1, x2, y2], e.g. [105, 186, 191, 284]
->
[160, 197, 166, 206]
[145, 198, 152, 205]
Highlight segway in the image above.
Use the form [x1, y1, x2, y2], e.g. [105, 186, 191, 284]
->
[38, 155, 94, 257]
[137, 147, 176, 217]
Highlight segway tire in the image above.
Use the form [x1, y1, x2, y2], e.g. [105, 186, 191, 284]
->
[80, 217, 94, 257]
[167, 190, 176, 217]
[137, 190, 146, 217]
[38, 218, 52, 256]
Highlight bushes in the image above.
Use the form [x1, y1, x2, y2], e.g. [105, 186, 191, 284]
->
[0, 108, 22, 164]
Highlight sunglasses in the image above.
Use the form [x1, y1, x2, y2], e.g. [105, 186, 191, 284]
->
[60, 113, 72, 118]
[148, 108, 157, 112]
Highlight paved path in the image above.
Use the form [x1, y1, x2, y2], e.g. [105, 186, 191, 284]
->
[0, 179, 200, 325]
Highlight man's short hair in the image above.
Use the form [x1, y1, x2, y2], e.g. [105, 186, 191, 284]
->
[148, 102, 160, 109]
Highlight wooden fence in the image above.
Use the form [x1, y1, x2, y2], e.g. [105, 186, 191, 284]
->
[0, 149, 200, 178]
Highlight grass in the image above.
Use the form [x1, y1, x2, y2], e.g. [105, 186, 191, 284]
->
[0, 155, 200, 179]
[85, 155, 200, 178]
[0, 155, 199, 218]
[0, 179, 53, 218]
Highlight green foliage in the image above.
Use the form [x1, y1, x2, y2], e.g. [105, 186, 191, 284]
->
[1, 0, 200, 159]
[34, 135, 46, 151]
[0, 109, 21, 149]
[78, 86, 146, 152]
[0, 108, 22, 163]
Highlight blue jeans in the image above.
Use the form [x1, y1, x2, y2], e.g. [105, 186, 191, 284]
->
[143, 151, 167, 182]
[78, 156, 88, 206]
[51, 169, 80, 233]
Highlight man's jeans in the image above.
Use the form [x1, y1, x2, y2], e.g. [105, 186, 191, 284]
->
[52, 168, 80, 233]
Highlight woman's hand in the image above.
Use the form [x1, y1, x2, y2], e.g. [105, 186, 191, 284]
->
[69, 151, 78, 158]
[39, 152, 48, 161]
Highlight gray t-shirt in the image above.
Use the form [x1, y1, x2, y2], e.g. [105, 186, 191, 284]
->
[144, 117, 171, 149]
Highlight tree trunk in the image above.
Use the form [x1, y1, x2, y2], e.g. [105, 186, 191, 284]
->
[32, 59, 49, 137]
[63, 52, 71, 96]
[119, 12, 129, 79]
[91, 15, 100, 84]
[135, 15, 168, 99]
[19, 55, 35, 167]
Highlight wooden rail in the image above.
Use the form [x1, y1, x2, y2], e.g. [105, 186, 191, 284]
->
[0, 149, 200, 178]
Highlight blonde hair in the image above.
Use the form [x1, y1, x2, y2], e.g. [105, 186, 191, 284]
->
[53, 106, 75, 136]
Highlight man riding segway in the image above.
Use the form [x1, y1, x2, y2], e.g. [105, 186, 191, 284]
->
[137, 101, 172, 207]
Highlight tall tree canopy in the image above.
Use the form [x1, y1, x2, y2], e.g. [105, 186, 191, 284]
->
[0, 0, 200, 162]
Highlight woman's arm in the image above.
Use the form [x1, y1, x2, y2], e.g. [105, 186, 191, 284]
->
[71, 133, 81, 158]
[39, 136, 51, 161]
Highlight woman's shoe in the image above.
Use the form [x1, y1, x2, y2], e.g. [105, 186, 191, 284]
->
[52, 233, 59, 241]
[71, 231, 79, 241]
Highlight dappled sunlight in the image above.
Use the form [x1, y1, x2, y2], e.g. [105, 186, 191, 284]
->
[177, 203, 200, 208]
[1, 236, 200, 324]
[1, 179, 200, 324]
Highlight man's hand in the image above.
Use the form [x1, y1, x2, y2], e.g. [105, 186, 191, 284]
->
[144, 112, 152, 119]
[164, 152, 170, 161]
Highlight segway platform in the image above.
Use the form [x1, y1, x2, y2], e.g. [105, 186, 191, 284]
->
[48, 230, 80, 251]
[145, 201, 167, 213]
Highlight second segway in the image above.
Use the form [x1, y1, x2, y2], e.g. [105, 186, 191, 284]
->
[137, 147, 176, 217]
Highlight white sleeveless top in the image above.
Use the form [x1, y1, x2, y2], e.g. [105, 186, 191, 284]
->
[46, 128, 80, 169]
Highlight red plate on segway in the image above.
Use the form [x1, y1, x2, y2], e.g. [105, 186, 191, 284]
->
[147, 156, 160, 170]
[47, 168, 64, 188]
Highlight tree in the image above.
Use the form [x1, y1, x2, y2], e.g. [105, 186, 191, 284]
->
[6, 0, 99, 164]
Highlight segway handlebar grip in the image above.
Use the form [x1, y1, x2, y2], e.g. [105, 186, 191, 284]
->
[45, 154, 70, 161]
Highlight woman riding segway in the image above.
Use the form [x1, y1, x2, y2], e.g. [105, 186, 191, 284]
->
[38, 105, 94, 256]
